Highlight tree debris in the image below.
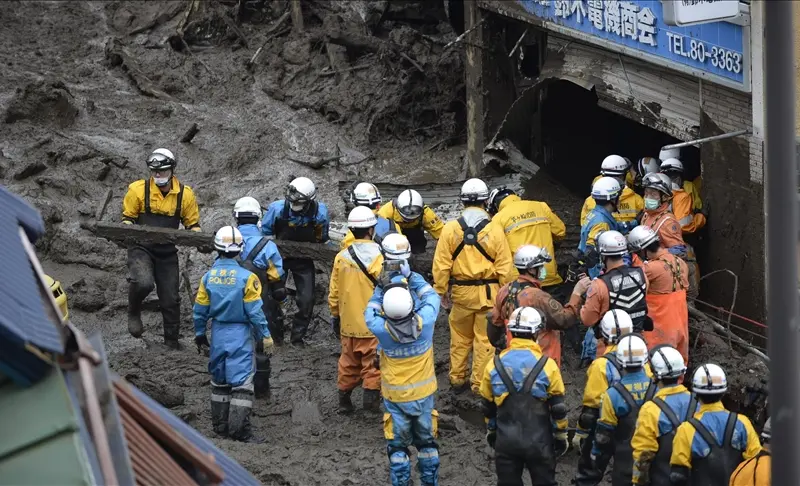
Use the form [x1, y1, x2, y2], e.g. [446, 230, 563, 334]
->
[106, 39, 176, 102]
[180, 123, 200, 143]
[247, 11, 291, 70]
[290, 0, 304, 33]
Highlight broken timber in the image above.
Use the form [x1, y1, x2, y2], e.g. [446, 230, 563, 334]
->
[83, 222, 435, 273]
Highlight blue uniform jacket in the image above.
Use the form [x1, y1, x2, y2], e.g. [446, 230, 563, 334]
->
[238, 224, 284, 278]
[193, 258, 270, 339]
[579, 206, 636, 278]
[375, 215, 397, 241]
[261, 199, 330, 242]
[368, 272, 437, 355]
[593, 368, 652, 456]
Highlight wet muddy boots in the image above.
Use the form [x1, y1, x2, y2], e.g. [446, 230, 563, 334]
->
[338, 390, 355, 414]
[254, 339, 272, 402]
[211, 383, 261, 442]
[363, 389, 381, 412]
[127, 287, 145, 339]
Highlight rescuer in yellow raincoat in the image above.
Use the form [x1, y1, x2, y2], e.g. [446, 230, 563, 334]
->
[340, 182, 402, 250]
[378, 189, 444, 254]
[432, 178, 514, 394]
[581, 155, 644, 225]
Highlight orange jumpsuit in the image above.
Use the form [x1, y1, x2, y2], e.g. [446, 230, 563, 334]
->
[580, 260, 650, 358]
[641, 249, 690, 362]
[640, 204, 684, 250]
[490, 274, 581, 367]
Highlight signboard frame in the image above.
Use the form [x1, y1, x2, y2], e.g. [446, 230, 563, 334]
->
[478, 0, 751, 93]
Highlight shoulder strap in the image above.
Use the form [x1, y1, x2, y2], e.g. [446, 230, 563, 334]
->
[652, 397, 681, 429]
[174, 183, 184, 219]
[246, 237, 270, 264]
[282, 200, 290, 220]
[688, 417, 720, 449]
[388, 218, 396, 231]
[606, 354, 622, 373]
[493, 354, 518, 397]
[722, 412, 738, 449]
[644, 380, 657, 401]
[684, 395, 698, 421]
[144, 180, 151, 214]
[612, 381, 639, 411]
[347, 245, 378, 287]
[521, 356, 549, 395]
[452, 217, 495, 263]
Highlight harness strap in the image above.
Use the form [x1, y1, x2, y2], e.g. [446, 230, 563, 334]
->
[144, 180, 150, 215]
[347, 245, 378, 287]
[449, 278, 499, 286]
[144, 181, 184, 220]
[722, 412, 739, 449]
[652, 397, 681, 429]
[245, 237, 270, 265]
[688, 417, 722, 450]
[612, 381, 640, 412]
[521, 356, 549, 395]
[644, 381, 657, 401]
[493, 354, 549, 397]
[451, 217, 494, 263]
[684, 395, 698, 421]
[174, 183, 184, 219]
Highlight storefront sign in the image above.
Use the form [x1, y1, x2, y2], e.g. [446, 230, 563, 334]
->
[662, 0, 741, 27]
[511, 0, 749, 91]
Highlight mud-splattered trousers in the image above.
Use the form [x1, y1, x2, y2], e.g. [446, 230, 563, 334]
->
[366, 276, 442, 486]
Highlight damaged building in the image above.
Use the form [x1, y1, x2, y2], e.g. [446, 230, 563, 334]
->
[459, 0, 765, 322]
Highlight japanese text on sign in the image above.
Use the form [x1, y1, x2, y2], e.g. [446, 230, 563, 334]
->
[518, 0, 748, 90]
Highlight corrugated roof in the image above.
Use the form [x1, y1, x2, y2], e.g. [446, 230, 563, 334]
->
[129, 386, 260, 486]
[0, 186, 63, 362]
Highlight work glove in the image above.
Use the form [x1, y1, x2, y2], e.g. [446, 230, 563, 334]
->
[262, 336, 274, 357]
[194, 334, 210, 349]
[553, 431, 569, 458]
[331, 316, 341, 339]
[572, 276, 592, 298]
[572, 429, 588, 454]
[486, 429, 497, 449]
[399, 260, 411, 278]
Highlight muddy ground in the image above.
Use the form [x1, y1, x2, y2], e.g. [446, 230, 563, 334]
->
[1, 2, 766, 485]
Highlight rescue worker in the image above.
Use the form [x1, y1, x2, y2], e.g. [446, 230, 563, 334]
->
[262, 177, 330, 345]
[487, 186, 566, 293]
[581, 155, 644, 225]
[123, 148, 201, 348]
[378, 189, 444, 254]
[670, 364, 762, 486]
[578, 230, 649, 364]
[480, 307, 569, 486]
[627, 226, 690, 362]
[631, 345, 696, 486]
[489, 245, 583, 368]
[193, 226, 272, 442]
[341, 182, 402, 249]
[660, 159, 706, 232]
[729, 418, 770, 486]
[573, 309, 635, 486]
[631, 157, 661, 196]
[658, 148, 703, 210]
[233, 196, 286, 400]
[640, 173, 697, 299]
[329, 206, 383, 413]
[365, 281, 441, 486]
[592, 333, 655, 486]
[378, 233, 432, 305]
[433, 178, 514, 394]
[578, 177, 637, 280]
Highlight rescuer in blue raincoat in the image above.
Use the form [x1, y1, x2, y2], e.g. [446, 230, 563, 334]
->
[193, 226, 273, 442]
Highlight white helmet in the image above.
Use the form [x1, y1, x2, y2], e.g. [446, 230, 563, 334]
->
[395, 189, 424, 221]
[460, 178, 490, 203]
[352, 182, 382, 208]
[347, 206, 377, 229]
[591, 177, 622, 202]
[642, 172, 674, 197]
[616, 334, 649, 368]
[597, 230, 628, 257]
[627, 226, 659, 252]
[659, 147, 680, 161]
[600, 155, 630, 177]
[214, 225, 244, 253]
[233, 196, 262, 219]
[691, 363, 728, 395]
[660, 158, 684, 175]
[508, 307, 544, 337]
[383, 286, 414, 319]
[513, 245, 552, 271]
[287, 177, 317, 211]
[147, 148, 177, 170]
[487, 186, 516, 215]
[599, 309, 634, 344]
[382, 233, 412, 260]
[636, 157, 660, 177]
[650, 346, 686, 380]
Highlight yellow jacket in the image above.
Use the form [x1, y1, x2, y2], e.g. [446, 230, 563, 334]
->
[479, 338, 568, 431]
[672, 189, 706, 234]
[340, 208, 403, 251]
[122, 177, 201, 229]
[377, 201, 444, 239]
[328, 240, 384, 338]
[492, 195, 566, 286]
[432, 207, 514, 310]
[685, 179, 702, 211]
[582, 178, 644, 224]
[729, 449, 770, 486]
[671, 401, 762, 470]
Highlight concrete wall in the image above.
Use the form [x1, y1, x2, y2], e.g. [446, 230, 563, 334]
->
[795, 3, 800, 138]
[700, 81, 765, 321]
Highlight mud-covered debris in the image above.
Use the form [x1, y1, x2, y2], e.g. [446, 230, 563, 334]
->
[125, 375, 186, 408]
[13, 160, 47, 180]
[291, 398, 322, 426]
[4, 79, 79, 128]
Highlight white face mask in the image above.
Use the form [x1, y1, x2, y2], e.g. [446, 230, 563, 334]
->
[290, 202, 307, 212]
[154, 176, 171, 187]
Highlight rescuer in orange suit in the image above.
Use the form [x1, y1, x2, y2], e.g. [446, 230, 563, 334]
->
[627, 226, 690, 363]
[488, 245, 583, 368]
[639, 173, 685, 250]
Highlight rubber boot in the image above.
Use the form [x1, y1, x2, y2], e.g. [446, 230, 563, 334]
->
[450, 382, 469, 395]
[228, 389, 255, 442]
[211, 384, 231, 436]
[164, 337, 181, 350]
[362, 389, 381, 412]
[127, 287, 144, 338]
[254, 353, 272, 402]
[338, 389, 354, 414]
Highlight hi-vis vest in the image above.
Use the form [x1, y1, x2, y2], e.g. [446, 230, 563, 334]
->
[598, 266, 647, 330]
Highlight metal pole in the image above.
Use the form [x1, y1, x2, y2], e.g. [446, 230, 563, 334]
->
[764, 1, 799, 484]
[660, 129, 750, 151]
